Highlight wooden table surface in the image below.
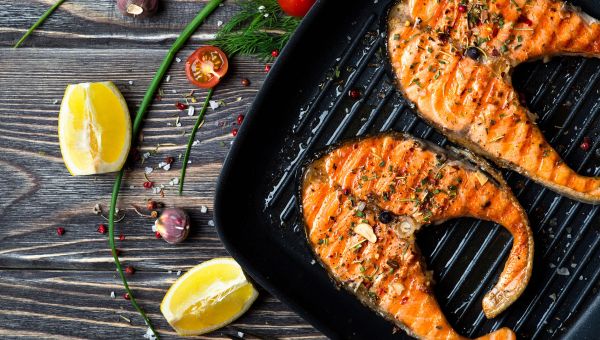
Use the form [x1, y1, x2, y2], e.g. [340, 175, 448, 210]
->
[0, 1, 323, 339]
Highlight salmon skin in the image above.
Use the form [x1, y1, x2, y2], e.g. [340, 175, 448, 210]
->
[300, 133, 533, 339]
[387, 0, 600, 204]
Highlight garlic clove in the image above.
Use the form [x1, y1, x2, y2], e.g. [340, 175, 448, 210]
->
[117, 0, 159, 18]
[354, 223, 377, 243]
[475, 171, 489, 186]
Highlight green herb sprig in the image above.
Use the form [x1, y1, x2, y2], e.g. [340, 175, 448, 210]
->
[14, 0, 67, 48]
[211, 0, 300, 61]
[107, 1, 224, 338]
[179, 88, 214, 194]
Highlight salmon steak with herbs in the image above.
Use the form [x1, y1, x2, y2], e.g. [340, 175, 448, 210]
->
[301, 133, 533, 339]
[387, 0, 600, 203]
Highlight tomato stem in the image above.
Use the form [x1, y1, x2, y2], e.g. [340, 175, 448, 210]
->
[179, 88, 214, 195]
[107, 1, 223, 338]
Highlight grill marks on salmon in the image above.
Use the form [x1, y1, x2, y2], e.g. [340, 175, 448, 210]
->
[387, 0, 600, 204]
[301, 134, 533, 339]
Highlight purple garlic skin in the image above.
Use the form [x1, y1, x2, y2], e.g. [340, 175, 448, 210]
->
[117, 0, 158, 18]
[155, 208, 190, 244]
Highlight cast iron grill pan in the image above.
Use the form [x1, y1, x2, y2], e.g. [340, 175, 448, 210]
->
[215, 1, 600, 338]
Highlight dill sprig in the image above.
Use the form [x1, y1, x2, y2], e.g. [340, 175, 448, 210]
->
[211, 0, 300, 61]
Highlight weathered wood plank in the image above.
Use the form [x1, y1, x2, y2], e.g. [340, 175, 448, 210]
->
[0, 1, 321, 337]
[0, 270, 323, 339]
[0, 0, 239, 48]
[0, 48, 271, 272]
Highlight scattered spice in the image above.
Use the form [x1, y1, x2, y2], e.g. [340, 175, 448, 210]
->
[264, 64, 271, 72]
[232, 128, 239, 136]
[155, 231, 162, 239]
[237, 114, 245, 125]
[146, 199, 157, 211]
[379, 211, 393, 224]
[123, 293, 131, 300]
[56, 227, 65, 236]
[241, 78, 250, 86]
[125, 266, 136, 275]
[93, 203, 103, 215]
[97, 224, 107, 234]
[119, 234, 125, 241]
[106, 2, 224, 337]
[271, 49, 279, 57]
[143, 181, 154, 189]
[175, 102, 189, 111]
[348, 88, 361, 99]
[580, 137, 591, 151]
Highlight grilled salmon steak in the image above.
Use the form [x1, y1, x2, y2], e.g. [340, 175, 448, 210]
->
[301, 133, 533, 339]
[387, 0, 600, 203]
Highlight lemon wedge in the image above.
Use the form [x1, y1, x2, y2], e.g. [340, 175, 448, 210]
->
[58, 82, 131, 175]
[160, 257, 258, 336]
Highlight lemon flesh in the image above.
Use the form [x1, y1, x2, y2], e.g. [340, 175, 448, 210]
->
[58, 82, 131, 175]
[160, 258, 258, 336]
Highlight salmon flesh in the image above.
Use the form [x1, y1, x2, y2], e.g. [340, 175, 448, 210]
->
[300, 133, 533, 339]
[387, 0, 600, 203]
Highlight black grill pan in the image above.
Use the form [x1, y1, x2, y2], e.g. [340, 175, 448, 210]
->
[215, 1, 600, 338]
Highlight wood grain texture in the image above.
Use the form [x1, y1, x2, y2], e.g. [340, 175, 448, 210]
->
[0, 1, 324, 338]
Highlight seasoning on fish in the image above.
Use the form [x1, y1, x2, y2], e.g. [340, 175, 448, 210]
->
[387, 0, 600, 204]
[301, 133, 533, 339]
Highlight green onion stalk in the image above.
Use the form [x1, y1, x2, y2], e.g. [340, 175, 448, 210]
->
[14, 0, 67, 48]
[108, 1, 224, 338]
[179, 88, 214, 195]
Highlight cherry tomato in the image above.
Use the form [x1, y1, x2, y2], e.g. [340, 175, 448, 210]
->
[185, 46, 229, 88]
[277, 0, 316, 17]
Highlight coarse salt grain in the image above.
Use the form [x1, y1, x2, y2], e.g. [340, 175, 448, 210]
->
[557, 267, 570, 276]
[237, 331, 245, 338]
[145, 167, 153, 174]
[310, 260, 316, 265]
[177, 270, 181, 276]
[128, 80, 134, 85]
[110, 291, 115, 298]
[187, 106, 195, 116]
[176, 57, 181, 63]
[200, 206, 208, 213]
[165, 75, 171, 82]
[217, 20, 223, 27]
[209, 100, 220, 110]
[152, 222, 158, 232]
[208, 220, 215, 227]
[192, 140, 200, 146]
[143, 327, 156, 340]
